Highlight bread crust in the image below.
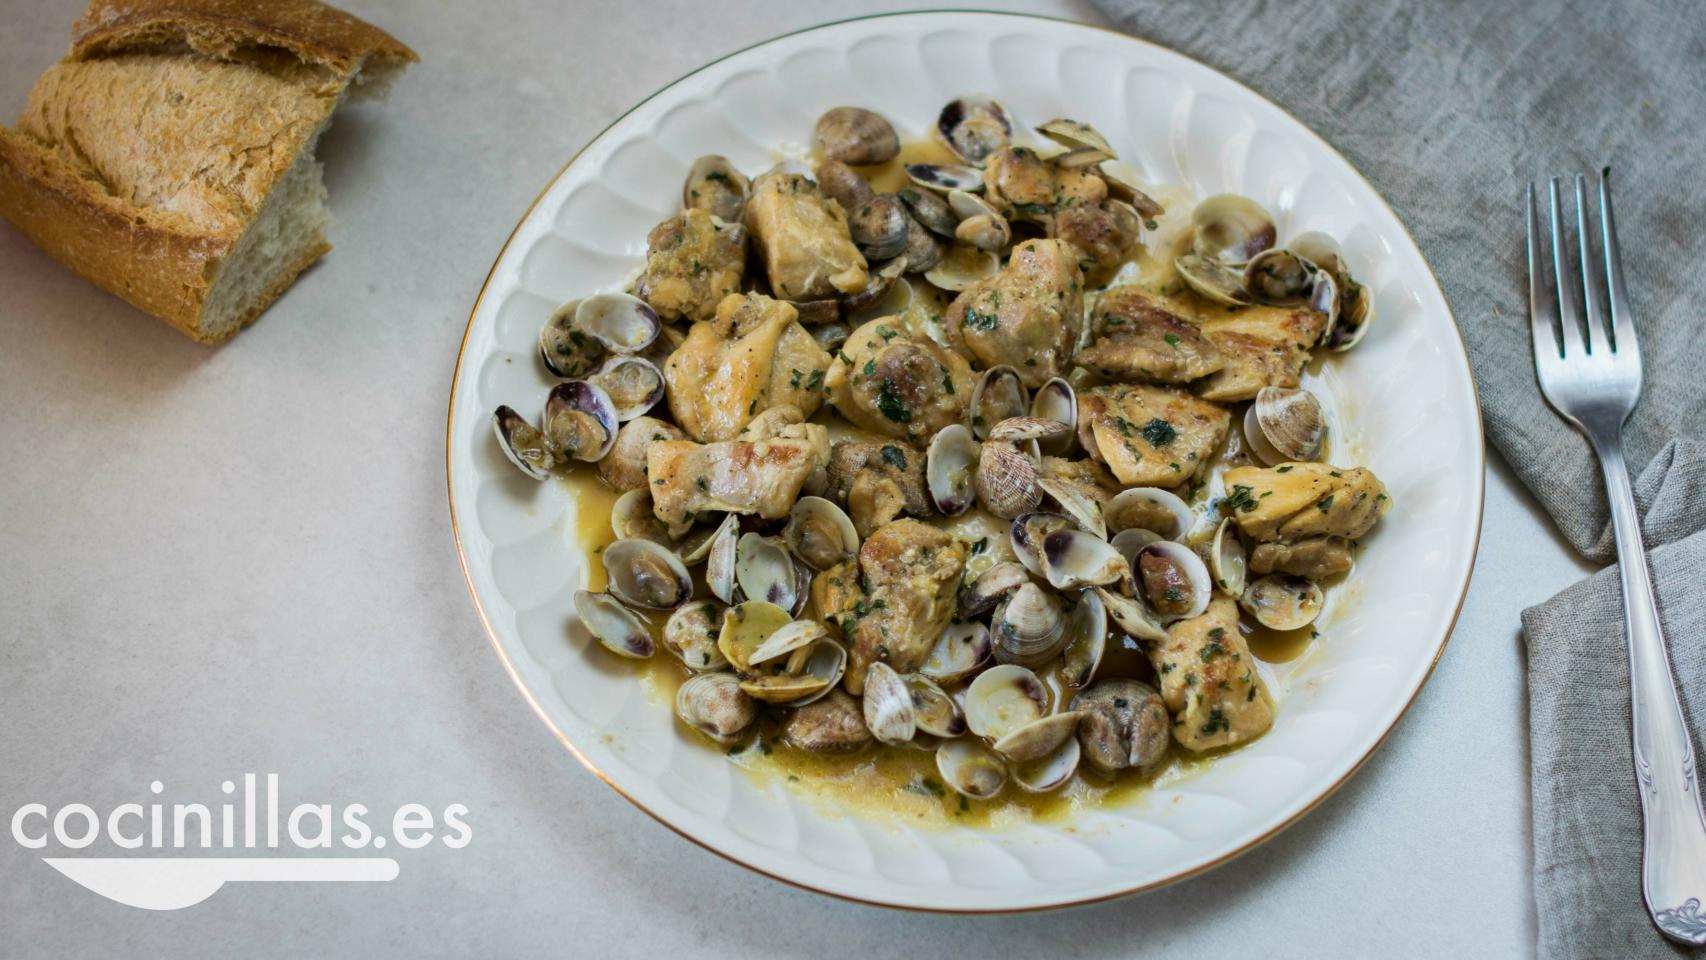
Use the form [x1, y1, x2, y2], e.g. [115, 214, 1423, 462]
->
[0, 0, 412, 341]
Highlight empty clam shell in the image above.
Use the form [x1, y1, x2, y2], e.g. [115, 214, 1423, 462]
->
[675, 672, 758, 746]
[975, 441, 1042, 519]
[947, 189, 1010, 251]
[1094, 585, 1167, 642]
[674, 515, 727, 566]
[1072, 679, 1170, 775]
[740, 635, 846, 706]
[937, 96, 1012, 165]
[575, 292, 661, 354]
[544, 380, 619, 461]
[935, 738, 1008, 799]
[959, 561, 1031, 619]
[1104, 487, 1194, 541]
[747, 618, 829, 668]
[1191, 193, 1276, 265]
[1058, 590, 1108, 688]
[906, 163, 984, 195]
[1010, 511, 1077, 577]
[492, 405, 557, 480]
[610, 488, 672, 546]
[843, 257, 911, 317]
[574, 590, 654, 659]
[921, 621, 994, 684]
[1039, 528, 1130, 591]
[703, 514, 741, 603]
[782, 496, 859, 571]
[1096, 160, 1165, 220]
[1175, 252, 1253, 306]
[602, 538, 693, 610]
[683, 155, 751, 223]
[969, 366, 1030, 440]
[1241, 574, 1324, 631]
[1030, 377, 1078, 455]
[1209, 516, 1248, 596]
[662, 600, 729, 671]
[924, 243, 999, 293]
[1133, 540, 1211, 622]
[862, 662, 918, 745]
[992, 711, 1081, 764]
[907, 674, 966, 738]
[987, 416, 1071, 444]
[539, 298, 604, 379]
[715, 600, 794, 675]
[1038, 476, 1106, 541]
[1011, 736, 1080, 793]
[1037, 117, 1114, 158]
[926, 423, 980, 516]
[1325, 276, 1373, 350]
[735, 533, 802, 614]
[1245, 386, 1325, 465]
[590, 354, 665, 422]
[964, 664, 1049, 741]
[1288, 231, 1344, 278]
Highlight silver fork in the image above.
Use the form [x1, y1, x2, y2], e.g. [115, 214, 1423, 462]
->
[1527, 170, 1706, 944]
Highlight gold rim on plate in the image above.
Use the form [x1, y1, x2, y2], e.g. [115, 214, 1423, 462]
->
[443, 9, 1487, 914]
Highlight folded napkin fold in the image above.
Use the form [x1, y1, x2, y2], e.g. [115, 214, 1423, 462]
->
[1084, 1, 1706, 955]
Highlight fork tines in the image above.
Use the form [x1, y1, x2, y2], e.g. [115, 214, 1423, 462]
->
[1524, 168, 1639, 370]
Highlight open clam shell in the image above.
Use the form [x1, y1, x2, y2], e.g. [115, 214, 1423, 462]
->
[1030, 377, 1077, 455]
[936, 96, 1012, 166]
[1175, 252, 1252, 306]
[907, 675, 966, 738]
[1244, 247, 1317, 305]
[947, 189, 1010, 251]
[1058, 590, 1108, 689]
[735, 533, 802, 614]
[1038, 528, 1130, 591]
[1104, 487, 1194, 541]
[1132, 539, 1212, 622]
[906, 163, 984, 194]
[683, 155, 750, 223]
[575, 292, 661, 354]
[965, 664, 1049, 740]
[1010, 511, 1077, 577]
[1110, 527, 1163, 574]
[674, 515, 727, 566]
[740, 634, 846, 706]
[782, 496, 859, 571]
[899, 186, 958, 237]
[1209, 516, 1248, 596]
[675, 672, 758, 746]
[544, 380, 619, 462]
[987, 416, 1071, 444]
[921, 620, 993, 684]
[1244, 386, 1325, 465]
[926, 423, 980, 516]
[1038, 476, 1106, 541]
[935, 738, 1008, 799]
[1011, 736, 1081, 793]
[602, 538, 693, 609]
[1326, 277, 1373, 350]
[924, 243, 999, 293]
[1094, 585, 1167, 642]
[1191, 193, 1276, 265]
[1096, 160, 1165, 220]
[589, 355, 665, 422]
[959, 561, 1031, 619]
[574, 590, 654, 659]
[714, 600, 795, 675]
[610, 488, 672, 546]
[539, 298, 604, 379]
[969, 367, 1030, 440]
[662, 601, 729, 672]
[1241, 574, 1324, 630]
[862, 662, 918, 745]
[492, 405, 557, 480]
[992, 711, 1081, 764]
[703, 514, 741, 603]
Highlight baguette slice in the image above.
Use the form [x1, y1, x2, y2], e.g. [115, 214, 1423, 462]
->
[0, 0, 416, 342]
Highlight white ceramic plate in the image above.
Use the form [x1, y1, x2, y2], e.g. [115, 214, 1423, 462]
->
[447, 11, 1483, 911]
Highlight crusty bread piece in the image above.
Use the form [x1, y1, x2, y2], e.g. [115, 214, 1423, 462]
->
[0, 0, 415, 342]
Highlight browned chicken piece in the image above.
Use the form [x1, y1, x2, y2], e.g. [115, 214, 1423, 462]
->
[944, 238, 1083, 388]
[1079, 287, 1225, 383]
[1037, 455, 1118, 504]
[1151, 596, 1274, 752]
[1249, 536, 1355, 579]
[1052, 199, 1142, 286]
[1194, 304, 1328, 403]
[1077, 383, 1230, 487]
[981, 146, 1108, 222]
[825, 318, 974, 443]
[810, 560, 863, 638]
[663, 293, 831, 442]
[824, 440, 930, 537]
[1222, 462, 1390, 543]
[597, 416, 686, 492]
[646, 436, 825, 530]
[634, 209, 746, 324]
[845, 519, 967, 694]
[742, 169, 867, 301]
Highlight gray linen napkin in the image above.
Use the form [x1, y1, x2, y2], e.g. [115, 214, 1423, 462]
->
[1082, 0, 1706, 955]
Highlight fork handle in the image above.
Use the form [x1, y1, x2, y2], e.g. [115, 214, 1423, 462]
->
[1591, 433, 1706, 944]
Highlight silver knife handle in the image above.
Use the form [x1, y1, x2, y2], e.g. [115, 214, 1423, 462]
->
[1593, 434, 1706, 945]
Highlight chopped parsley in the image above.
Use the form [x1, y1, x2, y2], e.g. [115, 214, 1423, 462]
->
[1224, 485, 1258, 513]
[1200, 706, 1230, 736]
[876, 380, 912, 423]
[1317, 495, 1335, 512]
[1140, 417, 1177, 447]
[1163, 333, 1180, 349]
[879, 445, 908, 470]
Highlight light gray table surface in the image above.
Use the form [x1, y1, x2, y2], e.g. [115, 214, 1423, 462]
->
[0, 1, 1596, 955]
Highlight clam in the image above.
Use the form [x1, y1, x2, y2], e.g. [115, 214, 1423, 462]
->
[1104, 487, 1194, 541]
[1096, 160, 1165, 220]
[906, 163, 984, 195]
[898, 186, 958, 237]
[1011, 736, 1080, 793]
[924, 243, 999, 292]
[602, 537, 693, 609]
[969, 366, 1029, 440]
[1241, 574, 1324, 630]
[783, 689, 873, 754]
[1094, 585, 1167, 642]
[975, 440, 1042, 519]
[992, 711, 1081, 764]
[1030, 377, 1077, 455]
[907, 674, 966, 738]
[1244, 386, 1325, 465]
[674, 515, 727, 565]
[987, 416, 1071, 444]
[1071, 679, 1170, 775]
[862, 661, 918, 745]
[1038, 528, 1130, 591]
[935, 738, 1008, 799]
[1191, 193, 1276, 265]
[1133, 540, 1211, 621]
[610, 488, 672, 545]
[959, 561, 1031, 619]
[921, 620, 993, 684]
[901, 216, 946, 274]
[990, 583, 1067, 668]
[849, 194, 910, 261]
[947, 189, 1010, 251]
[815, 158, 875, 213]
[575, 292, 661, 354]
[746, 618, 829, 669]
[1288, 231, 1344, 277]
[539, 299, 604, 379]
[683, 155, 750, 223]
[703, 514, 741, 603]
[543, 380, 619, 462]
[662, 600, 729, 672]
[936, 96, 1012, 165]
[782, 496, 859, 570]
[1038, 476, 1105, 540]
[714, 600, 794, 675]
[1175, 252, 1252, 306]
[1325, 277, 1373, 350]
[791, 298, 842, 326]
[815, 106, 899, 166]
[1307, 266, 1342, 332]
[741, 633, 846, 706]
[1209, 516, 1248, 596]
[573, 590, 654, 659]
[811, 322, 852, 355]
[843, 257, 910, 316]
[1058, 590, 1108, 688]
[1037, 118, 1114, 162]
[1110, 527, 1163, 574]
[926, 423, 980, 516]
[1010, 511, 1077, 576]
[675, 672, 758, 746]
[734, 533, 802, 614]
[589, 354, 665, 421]
[964, 664, 1049, 740]
[492, 405, 557, 480]
[1243, 247, 1317, 305]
